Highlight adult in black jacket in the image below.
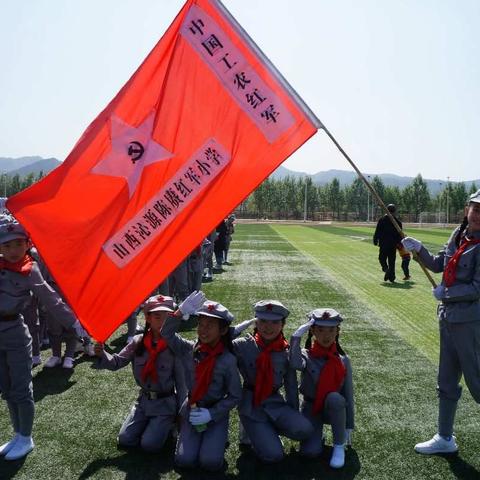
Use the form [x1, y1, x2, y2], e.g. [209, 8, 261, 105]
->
[373, 204, 402, 282]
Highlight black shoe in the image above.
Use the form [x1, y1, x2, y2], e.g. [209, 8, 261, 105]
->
[384, 272, 389, 281]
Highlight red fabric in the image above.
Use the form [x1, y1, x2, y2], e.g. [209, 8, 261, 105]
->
[189, 340, 224, 405]
[309, 341, 346, 414]
[140, 330, 168, 383]
[443, 237, 480, 287]
[253, 332, 289, 407]
[7, 0, 318, 342]
[0, 254, 34, 276]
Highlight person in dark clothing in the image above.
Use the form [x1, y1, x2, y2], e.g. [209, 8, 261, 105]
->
[213, 220, 228, 270]
[373, 204, 403, 282]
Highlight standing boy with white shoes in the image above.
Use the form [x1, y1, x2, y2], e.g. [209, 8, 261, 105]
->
[402, 189, 480, 455]
[0, 214, 84, 460]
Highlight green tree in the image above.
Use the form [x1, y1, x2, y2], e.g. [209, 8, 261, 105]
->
[402, 174, 430, 221]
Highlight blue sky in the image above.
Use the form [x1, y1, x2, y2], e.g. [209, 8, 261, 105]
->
[1, 0, 479, 181]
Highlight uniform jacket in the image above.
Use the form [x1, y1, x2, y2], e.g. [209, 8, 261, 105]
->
[161, 316, 242, 423]
[289, 336, 354, 429]
[417, 227, 480, 323]
[232, 334, 299, 422]
[0, 261, 76, 333]
[97, 335, 187, 416]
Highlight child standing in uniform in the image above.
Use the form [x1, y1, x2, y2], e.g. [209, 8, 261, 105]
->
[94, 295, 187, 452]
[402, 189, 480, 454]
[0, 214, 83, 460]
[160, 293, 242, 471]
[232, 300, 314, 463]
[290, 308, 354, 468]
[396, 242, 411, 280]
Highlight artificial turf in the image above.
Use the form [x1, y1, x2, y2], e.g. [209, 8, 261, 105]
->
[1, 223, 479, 479]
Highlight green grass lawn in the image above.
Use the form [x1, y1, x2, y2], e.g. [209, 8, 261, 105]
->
[1, 223, 479, 480]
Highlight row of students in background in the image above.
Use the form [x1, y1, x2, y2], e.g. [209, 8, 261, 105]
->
[121, 214, 237, 343]
[94, 291, 354, 471]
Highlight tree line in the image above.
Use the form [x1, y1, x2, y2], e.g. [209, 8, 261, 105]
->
[1, 172, 45, 198]
[239, 174, 478, 223]
[2, 170, 476, 224]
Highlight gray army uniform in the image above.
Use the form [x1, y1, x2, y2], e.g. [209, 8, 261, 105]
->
[0, 262, 77, 436]
[96, 334, 186, 451]
[161, 315, 242, 471]
[232, 334, 314, 463]
[417, 227, 480, 437]
[289, 336, 354, 456]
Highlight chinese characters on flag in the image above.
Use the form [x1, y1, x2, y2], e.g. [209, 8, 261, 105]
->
[8, 0, 320, 341]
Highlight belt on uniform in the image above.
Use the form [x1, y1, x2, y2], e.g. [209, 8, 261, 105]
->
[141, 389, 174, 400]
[0, 314, 21, 322]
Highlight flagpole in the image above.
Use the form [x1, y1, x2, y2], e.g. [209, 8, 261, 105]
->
[321, 125, 437, 288]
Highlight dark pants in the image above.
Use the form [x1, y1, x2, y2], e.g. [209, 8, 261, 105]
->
[401, 257, 410, 278]
[378, 245, 396, 281]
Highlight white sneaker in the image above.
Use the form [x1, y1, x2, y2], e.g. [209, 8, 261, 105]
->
[4, 435, 34, 461]
[44, 356, 62, 368]
[0, 434, 19, 456]
[32, 355, 42, 367]
[330, 444, 345, 469]
[62, 357, 75, 369]
[414, 434, 458, 454]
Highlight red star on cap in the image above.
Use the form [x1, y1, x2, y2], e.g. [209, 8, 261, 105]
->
[207, 304, 215, 311]
[266, 303, 273, 311]
[157, 295, 164, 302]
[321, 311, 331, 319]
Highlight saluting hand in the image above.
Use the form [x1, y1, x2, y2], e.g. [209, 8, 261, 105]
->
[292, 318, 315, 338]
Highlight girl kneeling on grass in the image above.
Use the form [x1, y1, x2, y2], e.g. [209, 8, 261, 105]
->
[160, 294, 242, 472]
[233, 300, 314, 463]
[94, 294, 190, 452]
[0, 214, 84, 461]
[290, 308, 354, 469]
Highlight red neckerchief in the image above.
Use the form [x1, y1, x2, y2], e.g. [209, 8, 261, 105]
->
[309, 341, 346, 414]
[140, 330, 168, 383]
[0, 254, 34, 276]
[189, 340, 225, 405]
[443, 236, 480, 287]
[253, 332, 289, 407]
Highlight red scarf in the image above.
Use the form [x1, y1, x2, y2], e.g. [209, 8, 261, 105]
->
[253, 332, 289, 407]
[443, 236, 480, 287]
[189, 340, 224, 405]
[309, 341, 346, 414]
[0, 254, 33, 276]
[140, 330, 168, 383]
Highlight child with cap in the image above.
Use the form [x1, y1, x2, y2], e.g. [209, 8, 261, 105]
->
[232, 300, 314, 463]
[402, 189, 480, 455]
[160, 293, 242, 471]
[94, 294, 188, 452]
[290, 308, 354, 468]
[0, 214, 84, 460]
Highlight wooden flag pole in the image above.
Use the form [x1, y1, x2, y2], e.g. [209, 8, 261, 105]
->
[321, 126, 437, 288]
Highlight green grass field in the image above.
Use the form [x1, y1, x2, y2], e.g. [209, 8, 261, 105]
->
[1, 223, 480, 480]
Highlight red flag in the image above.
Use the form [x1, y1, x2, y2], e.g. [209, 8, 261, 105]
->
[7, 0, 320, 341]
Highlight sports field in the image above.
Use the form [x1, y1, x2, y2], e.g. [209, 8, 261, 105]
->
[1, 223, 479, 480]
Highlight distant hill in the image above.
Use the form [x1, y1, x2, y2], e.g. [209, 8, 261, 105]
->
[8, 157, 61, 177]
[0, 156, 48, 172]
[271, 166, 479, 195]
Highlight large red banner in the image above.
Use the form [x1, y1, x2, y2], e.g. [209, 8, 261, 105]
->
[8, 0, 320, 341]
